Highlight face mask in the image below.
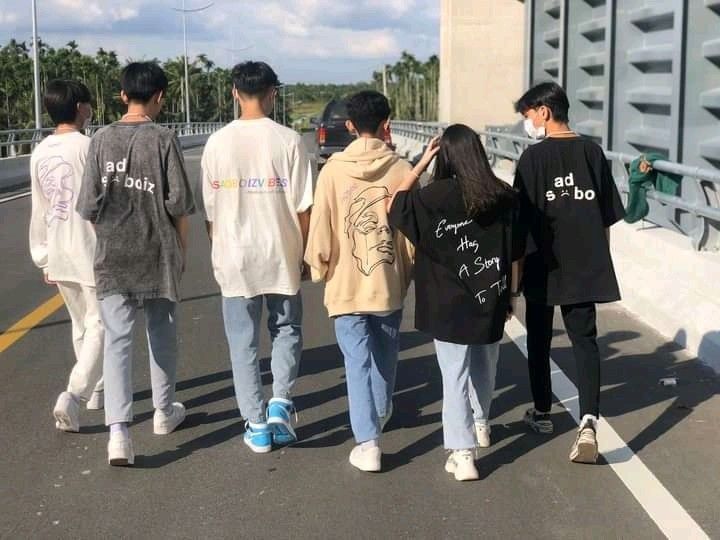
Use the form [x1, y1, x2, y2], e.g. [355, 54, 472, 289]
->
[524, 117, 546, 139]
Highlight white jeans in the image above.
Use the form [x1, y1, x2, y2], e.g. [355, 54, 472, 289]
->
[56, 282, 104, 401]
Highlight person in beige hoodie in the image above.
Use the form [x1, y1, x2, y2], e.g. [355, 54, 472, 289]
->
[305, 91, 413, 473]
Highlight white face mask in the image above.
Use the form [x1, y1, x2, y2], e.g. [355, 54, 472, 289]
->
[524, 117, 546, 139]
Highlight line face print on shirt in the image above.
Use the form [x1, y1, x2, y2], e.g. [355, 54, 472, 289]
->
[435, 216, 506, 305]
[545, 172, 596, 202]
[345, 186, 395, 276]
[38, 156, 74, 225]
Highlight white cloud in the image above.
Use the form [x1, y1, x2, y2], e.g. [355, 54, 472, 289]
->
[365, 0, 416, 17]
[0, 0, 439, 82]
[0, 12, 17, 24]
[110, 8, 140, 22]
[49, 0, 139, 25]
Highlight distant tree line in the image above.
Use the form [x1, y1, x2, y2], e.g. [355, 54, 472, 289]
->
[0, 40, 439, 130]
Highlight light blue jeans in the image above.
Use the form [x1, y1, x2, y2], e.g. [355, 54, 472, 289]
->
[222, 294, 303, 424]
[99, 295, 178, 426]
[434, 339, 500, 450]
[334, 311, 402, 443]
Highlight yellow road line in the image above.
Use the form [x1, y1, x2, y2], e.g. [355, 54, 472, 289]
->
[0, 294, 65, 354]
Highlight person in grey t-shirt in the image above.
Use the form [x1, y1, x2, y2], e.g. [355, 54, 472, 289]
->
[77, 62, 195, 467]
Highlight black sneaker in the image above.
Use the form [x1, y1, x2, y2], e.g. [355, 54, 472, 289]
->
[523, 408, 554, 434]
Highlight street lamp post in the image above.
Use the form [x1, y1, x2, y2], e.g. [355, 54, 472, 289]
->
[31, 0, 42, 129]
[172, 0, 213, 125]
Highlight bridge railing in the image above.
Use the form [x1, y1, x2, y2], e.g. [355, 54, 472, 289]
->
[390, 121, 720, 251]
[0, 122, 224, 158]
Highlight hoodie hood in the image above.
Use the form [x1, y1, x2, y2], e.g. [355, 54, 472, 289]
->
[327, 137, 400, 181]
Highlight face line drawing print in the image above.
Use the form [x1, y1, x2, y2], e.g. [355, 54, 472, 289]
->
[345, 185, 395, 276]
[37, 155, 74, 225]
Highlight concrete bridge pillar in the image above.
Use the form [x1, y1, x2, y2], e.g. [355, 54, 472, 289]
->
[439, 0, 526, 129]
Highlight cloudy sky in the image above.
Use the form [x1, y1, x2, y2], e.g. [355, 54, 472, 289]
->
[0, 0, 440, 83]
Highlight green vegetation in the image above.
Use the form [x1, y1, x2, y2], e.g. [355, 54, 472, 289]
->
[0, 40, 438, 130]
[373, 52, 439, 122]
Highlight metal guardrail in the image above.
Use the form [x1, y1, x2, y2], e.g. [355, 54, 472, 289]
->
[0, 122, 223, 158]
[391, 120, 720, 251]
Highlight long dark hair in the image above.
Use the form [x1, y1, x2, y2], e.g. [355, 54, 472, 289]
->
[433, 124, 516, 219]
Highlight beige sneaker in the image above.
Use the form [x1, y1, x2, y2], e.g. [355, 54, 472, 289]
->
[53, 392, 80, 432]
[108, 433, 134, 466]
[474, 422, 491, 449]
[153, 402, 186, 435]
[570, 416, 599, 464]
[86, 390, 104, 410]
[349, 444, 381, 472]
[444, 449, 479, 481]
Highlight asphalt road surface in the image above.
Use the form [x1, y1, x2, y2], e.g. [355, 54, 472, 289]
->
[0, 142, 718, 539]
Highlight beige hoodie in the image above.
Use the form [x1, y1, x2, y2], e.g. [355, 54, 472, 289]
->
[305, 137, 414, 317]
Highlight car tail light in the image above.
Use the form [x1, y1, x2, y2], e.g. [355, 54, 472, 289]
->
[318, 125, 327, 145]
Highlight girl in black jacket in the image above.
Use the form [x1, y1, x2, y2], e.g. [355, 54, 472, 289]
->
[389, 124, 522, 481]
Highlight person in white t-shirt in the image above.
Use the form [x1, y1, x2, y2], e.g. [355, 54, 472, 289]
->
[29, 80, 104, 433]
[200, 61, 313, 454]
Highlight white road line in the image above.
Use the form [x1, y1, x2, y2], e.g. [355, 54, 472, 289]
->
[504, 318, 710, 540]
[0, 191, 31, 204]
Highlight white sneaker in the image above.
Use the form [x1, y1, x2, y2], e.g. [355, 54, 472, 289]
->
[86, 390, 104, 410]
[53, 392, 80, 432]
[380, 401, 394, 432]
[108, 433, 134, 466]
[153, 402, 186, 435]
[349, 444, 382, 472]
[444, 449, 479, 481]
[474, 422, 491, 449]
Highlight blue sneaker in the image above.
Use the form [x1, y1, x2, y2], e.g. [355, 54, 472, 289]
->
[243, 421, 272, 453]
[267, 398, 297, 445]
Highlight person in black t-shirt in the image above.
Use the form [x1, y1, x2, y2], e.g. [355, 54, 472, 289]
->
[389, 124, 523, 482]
[513, 82, 625, 464]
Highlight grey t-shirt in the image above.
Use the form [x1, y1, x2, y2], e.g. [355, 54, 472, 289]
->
[76, 122, 195, 302]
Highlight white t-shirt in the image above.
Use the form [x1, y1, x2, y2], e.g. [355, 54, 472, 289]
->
[29, 131, 96, 286]
[200, 118, 314, 298]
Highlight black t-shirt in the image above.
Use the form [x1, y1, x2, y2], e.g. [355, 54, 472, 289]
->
[389, 178, 522, 345]
[513, 137, 625, 306]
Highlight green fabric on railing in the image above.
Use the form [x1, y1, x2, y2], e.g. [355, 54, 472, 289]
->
[624, 153, 682, 224]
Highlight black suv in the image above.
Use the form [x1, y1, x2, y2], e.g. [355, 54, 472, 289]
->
[313, 99, 354, 167]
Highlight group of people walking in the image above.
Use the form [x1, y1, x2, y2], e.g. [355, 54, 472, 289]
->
[30, 60, 624, 481]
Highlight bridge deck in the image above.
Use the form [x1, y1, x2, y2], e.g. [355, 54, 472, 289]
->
[0, 145, 718, 539]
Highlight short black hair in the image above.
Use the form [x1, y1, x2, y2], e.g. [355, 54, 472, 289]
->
[232, 61, 280, 96]
[44, 80, 91, 125]
[346, 90, 391, 134]
[514, 82, 570, 123]
[121, 62, 168, 103]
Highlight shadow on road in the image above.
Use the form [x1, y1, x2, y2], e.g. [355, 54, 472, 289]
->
[88, 319, 718, 471]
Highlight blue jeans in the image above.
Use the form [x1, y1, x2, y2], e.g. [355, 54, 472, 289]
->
[334, 311, 402, 443]
[434, 339, 500, 450]
[222, 294, 303, 424]
[99, 295, 178, 426]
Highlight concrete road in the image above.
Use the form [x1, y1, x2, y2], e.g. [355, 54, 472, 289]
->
[0, 144, 718, 539]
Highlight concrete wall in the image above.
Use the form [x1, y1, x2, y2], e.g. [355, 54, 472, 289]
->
[439, 0, 526, 129]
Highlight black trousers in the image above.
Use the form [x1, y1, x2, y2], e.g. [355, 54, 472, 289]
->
[525, 300, 601, 418]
